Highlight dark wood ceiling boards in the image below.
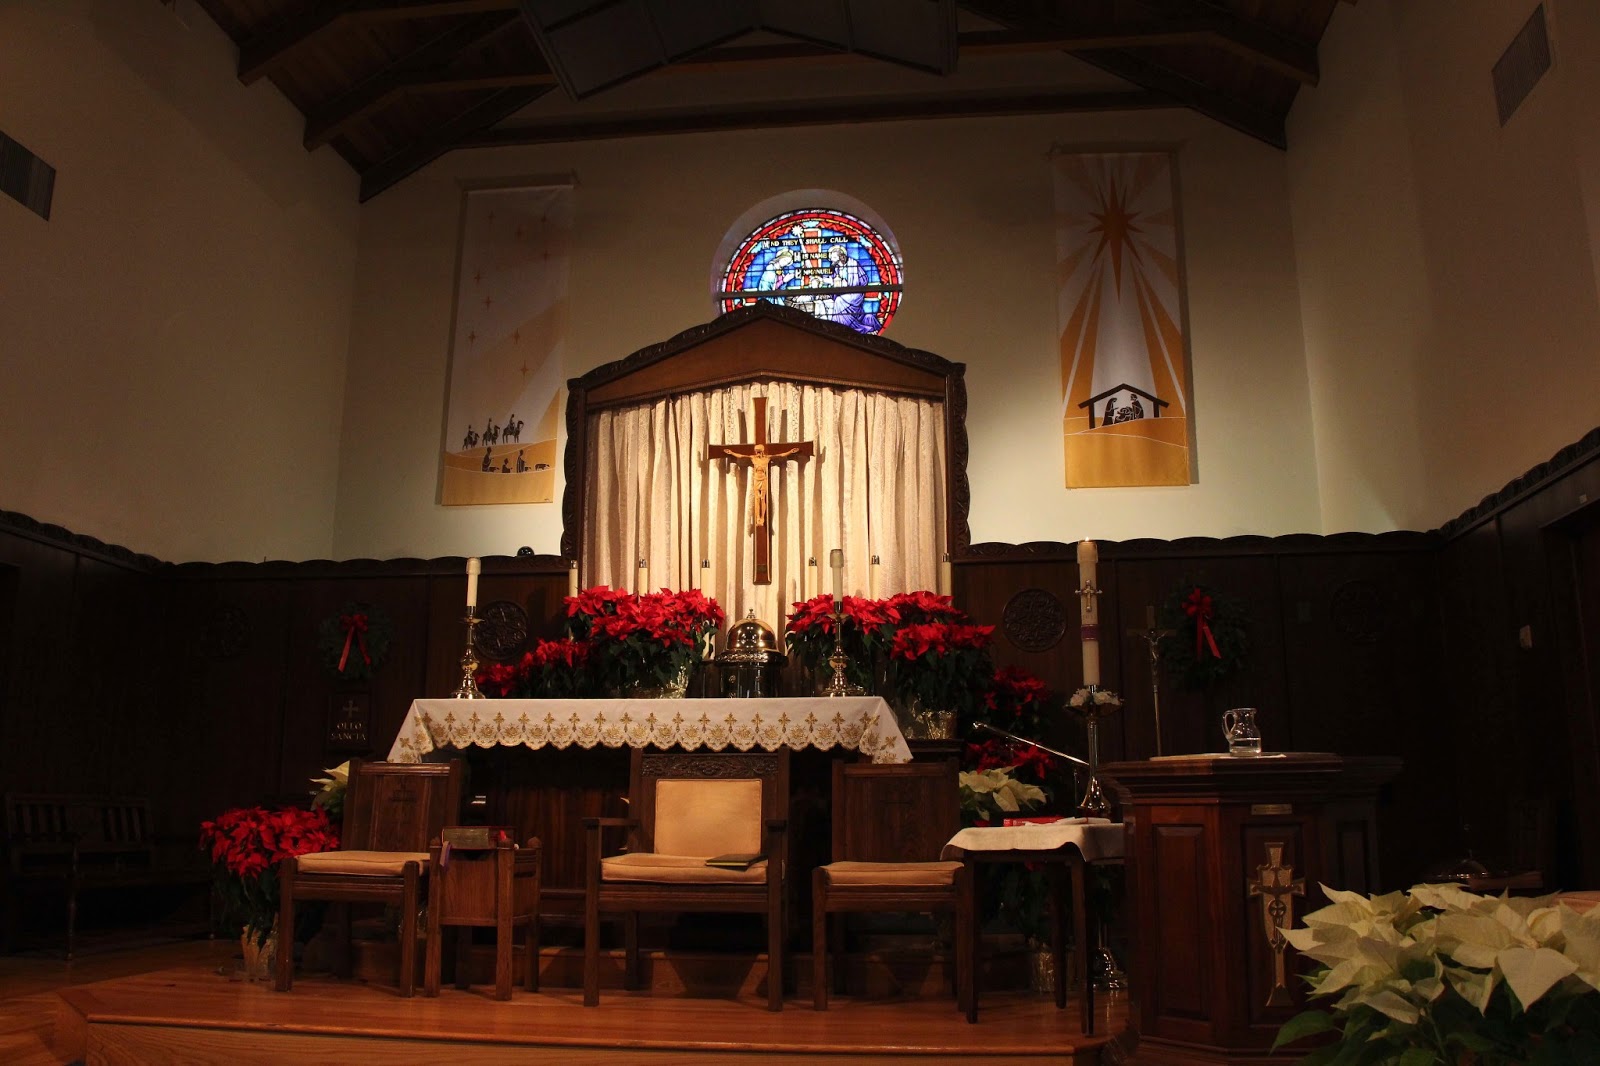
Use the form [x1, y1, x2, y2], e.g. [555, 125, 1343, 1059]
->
[190, 0, 1345, 201]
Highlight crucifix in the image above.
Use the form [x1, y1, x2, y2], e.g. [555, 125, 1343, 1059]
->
[708, 396, 813, 585]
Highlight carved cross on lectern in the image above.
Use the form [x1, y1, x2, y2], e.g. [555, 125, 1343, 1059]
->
[1248, 841, 1306, 1007]
[708, 396, 813, 585]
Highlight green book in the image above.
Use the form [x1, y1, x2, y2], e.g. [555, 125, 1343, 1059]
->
[704, 852, 764, 870]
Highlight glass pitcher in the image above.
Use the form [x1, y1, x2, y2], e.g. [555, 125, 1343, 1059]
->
[1221, 707, 1262, 757]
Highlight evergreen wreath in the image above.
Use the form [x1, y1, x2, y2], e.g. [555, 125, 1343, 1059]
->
[317, 602, 393, 682]
[1157, 580, 1248, 692]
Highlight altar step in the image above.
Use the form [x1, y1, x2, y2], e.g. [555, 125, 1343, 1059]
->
[349, 938, 1056, 1000]
[61, 966, 1128, 1065]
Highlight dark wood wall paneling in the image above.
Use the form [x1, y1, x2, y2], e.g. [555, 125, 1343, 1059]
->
[6, 427, 1600, 893]
[0, 522, 570, 846]
[1437, 428, 1600, 890]
[957, 533, 1442, 887]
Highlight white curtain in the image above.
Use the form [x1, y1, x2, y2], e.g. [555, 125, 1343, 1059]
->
[583, 381, 947, 629]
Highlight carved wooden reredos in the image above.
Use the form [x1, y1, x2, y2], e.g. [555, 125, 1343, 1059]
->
[559, 302, 972, 568]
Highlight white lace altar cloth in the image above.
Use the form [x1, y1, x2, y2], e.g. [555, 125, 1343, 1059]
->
[387, 696, 912, 764]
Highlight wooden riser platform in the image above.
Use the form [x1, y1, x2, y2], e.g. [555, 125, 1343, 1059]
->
[58, 963, 1129, 1065]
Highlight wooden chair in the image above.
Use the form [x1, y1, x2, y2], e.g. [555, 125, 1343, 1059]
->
[583, 748, 789, 1010]
[274, 759, 463, 997]
[811, 757, 970, 1012]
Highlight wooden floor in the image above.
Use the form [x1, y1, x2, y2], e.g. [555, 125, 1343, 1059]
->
[1, 939, 1131, 1064]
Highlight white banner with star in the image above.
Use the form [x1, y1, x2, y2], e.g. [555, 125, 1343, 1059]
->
[441, 183, 573, 505]
[1055, 151, 1194, 488]
[387, 696, 912, 764]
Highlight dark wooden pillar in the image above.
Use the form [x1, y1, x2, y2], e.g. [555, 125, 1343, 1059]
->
[1099, 754, 1400, 1064]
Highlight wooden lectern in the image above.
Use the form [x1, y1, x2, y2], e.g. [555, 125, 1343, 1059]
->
[1098, 753, 1401, 1065]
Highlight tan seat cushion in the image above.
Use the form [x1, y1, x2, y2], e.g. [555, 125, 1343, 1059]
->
[296, 850, 430, 876]
[601, 852, 768, 884]
[819, 861, 963, 887]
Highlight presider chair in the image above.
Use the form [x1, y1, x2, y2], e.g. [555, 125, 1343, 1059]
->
[274, 758, 463, 997]
[583, 748, 789, 1010]
[811, 757, 970, 1012]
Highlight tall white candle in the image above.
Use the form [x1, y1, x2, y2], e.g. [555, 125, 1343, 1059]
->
[638, 559, 649, 595]
[567, 560, 579, 598]
[466, 557, 480, 609]
[939, 556, 953, 596]
[1078, 539, 1099, 687]
[829, 549, 844, 610]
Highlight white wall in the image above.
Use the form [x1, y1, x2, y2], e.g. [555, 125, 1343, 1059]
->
[0, 1, 359, 562]
[1289, 0, 1600, 531]
[335, 107, 1321, 559]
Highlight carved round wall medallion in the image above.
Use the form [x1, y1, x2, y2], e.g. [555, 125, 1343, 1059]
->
[1002, 588, 1068, 652]
[1330, 580, 1384, 644]
[200, 604, 249, 660]
[476, 599, 530, 661]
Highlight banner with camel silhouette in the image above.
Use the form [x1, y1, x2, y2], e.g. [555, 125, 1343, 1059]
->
[440, 183, 571, 505]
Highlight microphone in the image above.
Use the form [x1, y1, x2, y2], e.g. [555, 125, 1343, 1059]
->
[973, 721, 1091, 770]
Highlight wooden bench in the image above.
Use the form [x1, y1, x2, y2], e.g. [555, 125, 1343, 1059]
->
[3, 794, 210, 958]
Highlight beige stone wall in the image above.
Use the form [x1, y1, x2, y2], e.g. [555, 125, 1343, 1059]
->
[1289, 0, 1600, 531]
[0, 1, 358, 561]
[336, 107, 1320, 559]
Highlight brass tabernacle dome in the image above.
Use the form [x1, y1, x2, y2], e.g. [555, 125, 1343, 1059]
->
[723, 610, 781, 660]
[716, 610, 785, 697]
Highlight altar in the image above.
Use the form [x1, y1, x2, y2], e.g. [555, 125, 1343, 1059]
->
[385, 696, 913, 925]
[388, 696, 912, 765]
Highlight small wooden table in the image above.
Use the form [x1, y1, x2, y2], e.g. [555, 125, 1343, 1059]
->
[941, 820, 1125, 1032]
[424, 830, 542, 1000]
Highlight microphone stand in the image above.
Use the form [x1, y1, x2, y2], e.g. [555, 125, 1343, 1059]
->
[973, 721, 1091, 770]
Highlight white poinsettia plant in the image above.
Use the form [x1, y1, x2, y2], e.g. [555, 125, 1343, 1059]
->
[309, 761, 350, 820]
[958, 768, 1046, 821]
[1275, 882, 1600, 1065]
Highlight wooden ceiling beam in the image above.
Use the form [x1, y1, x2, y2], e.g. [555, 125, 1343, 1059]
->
[1072, 48, 1286, 148]
[302, 10, 523, 149]
[459, 87, 1169, 150]
[1128, 0, 1319, 85]
[358, 85, 554, 201]
[238, 0, 519, 85]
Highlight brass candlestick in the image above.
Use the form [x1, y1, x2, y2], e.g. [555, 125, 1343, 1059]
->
[821, 610, 864, 697]
[453, 609, 485, 699]
[1072, 686, 1120, 819]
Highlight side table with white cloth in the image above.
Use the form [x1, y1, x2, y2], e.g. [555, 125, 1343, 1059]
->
[941, 818, 1125, 1031]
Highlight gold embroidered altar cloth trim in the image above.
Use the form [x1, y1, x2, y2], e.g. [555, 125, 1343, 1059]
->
[387, 697, 912, 765]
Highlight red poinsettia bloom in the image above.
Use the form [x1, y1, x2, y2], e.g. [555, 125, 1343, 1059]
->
[200, 805, 340, 880]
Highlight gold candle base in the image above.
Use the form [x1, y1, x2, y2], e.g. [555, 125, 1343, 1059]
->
[453, 612, 485, 699]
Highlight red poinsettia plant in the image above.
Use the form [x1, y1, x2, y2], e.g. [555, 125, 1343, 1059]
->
[199, 805, 339, 941]
[476, 637, 594, 698]
[568, 586, 724, 694]
[886, 620, 995, 716]
[784, 593, 902, 689]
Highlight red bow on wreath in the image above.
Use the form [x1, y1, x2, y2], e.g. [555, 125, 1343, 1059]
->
[1183, 588, 1222, 660]
[338, 613, 372, 672]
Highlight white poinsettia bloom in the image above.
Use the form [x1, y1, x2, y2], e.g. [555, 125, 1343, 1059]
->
[1496, 946, 1579, 1009]
[1434, 910, 1526, 969]
[1554, 908, 1600, 993]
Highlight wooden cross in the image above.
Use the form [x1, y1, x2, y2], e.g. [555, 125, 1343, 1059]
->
[1247, 841, 1306, 1007]
[708, 397, 813, 585]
